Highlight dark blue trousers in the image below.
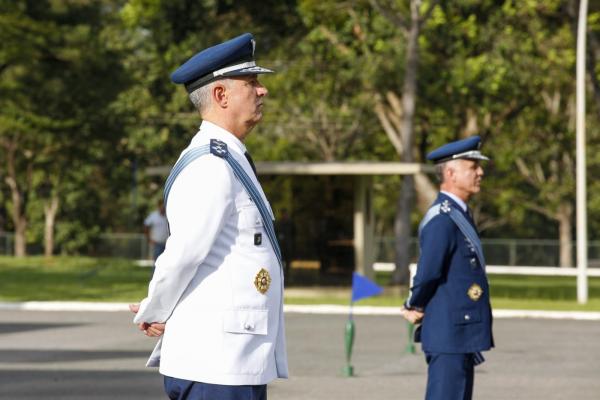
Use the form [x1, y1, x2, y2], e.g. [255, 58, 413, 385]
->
[424, 353, 474, 400]
[163, 376, 267, 400]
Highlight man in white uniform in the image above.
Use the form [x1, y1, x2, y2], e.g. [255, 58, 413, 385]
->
[130, 32, 288, 400]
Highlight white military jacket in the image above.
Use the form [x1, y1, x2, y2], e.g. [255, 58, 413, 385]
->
[134, 121, 288, 385]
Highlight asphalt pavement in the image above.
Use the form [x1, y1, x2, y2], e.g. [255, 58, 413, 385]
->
[0, 309, 599, 399]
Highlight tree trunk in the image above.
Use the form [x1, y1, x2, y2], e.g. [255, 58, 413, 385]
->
[13, 217, 27, 257]
[392, 0, 420, 285]
[44, 195, 59, 257]
[7, 179, 27, 257]
[392, 175, 415, 284]
[414, 172, 437, 213]
[557, 202, 573, 268]
[4, 141, 28, 257]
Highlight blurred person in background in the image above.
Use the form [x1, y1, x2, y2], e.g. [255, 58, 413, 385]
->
[143, 199, 169, 264]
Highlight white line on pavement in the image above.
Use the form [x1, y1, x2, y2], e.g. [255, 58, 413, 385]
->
[1, 301, 600, 320]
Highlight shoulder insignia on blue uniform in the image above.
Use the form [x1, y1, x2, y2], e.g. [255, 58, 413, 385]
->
[440, 200, 451, 214]
[210, 139, 228, 158]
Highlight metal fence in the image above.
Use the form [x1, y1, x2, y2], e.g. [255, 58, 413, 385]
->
[373, 237, 600, 267]
[0, 232, 11, 256]
[1, 231, 600, 267]
[94, 233, 150, 259]
[0, 232, 150, 260]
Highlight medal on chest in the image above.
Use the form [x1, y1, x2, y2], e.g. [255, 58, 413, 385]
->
[254, 268, 271, 294]
[467, 283, 483, 301]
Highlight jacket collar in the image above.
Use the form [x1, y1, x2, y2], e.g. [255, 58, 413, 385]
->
[437, 192, 478, 229]
[191, 120, 248, 156]
[437, 192, 469, 216]
[440, 190, 467, 212]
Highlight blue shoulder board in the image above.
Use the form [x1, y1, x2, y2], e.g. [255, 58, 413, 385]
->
[210, 139, 228, 158]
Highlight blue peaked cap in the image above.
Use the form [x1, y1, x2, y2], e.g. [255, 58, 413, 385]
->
[171, 33, 273, 93]
[426, 135, 489, 164]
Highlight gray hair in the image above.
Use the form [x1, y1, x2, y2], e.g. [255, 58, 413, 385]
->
[435, 161, 448, 183]
[188, 79, 230, 116]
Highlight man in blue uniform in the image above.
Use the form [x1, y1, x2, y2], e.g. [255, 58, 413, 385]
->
[130, 33, 288, 400]
[401, 136, 494, 400]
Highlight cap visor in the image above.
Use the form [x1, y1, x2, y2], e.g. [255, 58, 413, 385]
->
[224, 65, 274, 76]
[452, 150, 489, 161]
[461, 154, 489, 161]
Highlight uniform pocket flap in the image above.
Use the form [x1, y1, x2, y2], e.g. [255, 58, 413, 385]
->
[452, 309, 482, 325]
[237, 205, 264, 230]
[223, 308, 268, 335]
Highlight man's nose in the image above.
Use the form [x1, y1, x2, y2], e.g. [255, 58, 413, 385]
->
[257, 84, 268, 97]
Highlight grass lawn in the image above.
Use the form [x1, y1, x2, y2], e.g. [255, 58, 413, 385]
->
[489, 274, 600, 311]
[1, 256, 600, 311]
[0, 256, 152, 302]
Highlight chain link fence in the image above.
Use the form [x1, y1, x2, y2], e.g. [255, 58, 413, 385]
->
[1, 232, 600, 267]
[0, 232, 150, 260]
[374, 237, 600, 267]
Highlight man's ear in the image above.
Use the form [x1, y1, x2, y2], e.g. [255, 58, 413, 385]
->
[445, 165, 455, 181]
[213, 83, 228, 107]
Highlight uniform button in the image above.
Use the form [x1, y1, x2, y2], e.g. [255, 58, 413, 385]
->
[470, 258, 476, 265]
[244, 323, 254, 331]
[464, 315, 471, 321]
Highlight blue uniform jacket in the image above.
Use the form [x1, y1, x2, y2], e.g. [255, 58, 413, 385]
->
[407, 193, 494, 354]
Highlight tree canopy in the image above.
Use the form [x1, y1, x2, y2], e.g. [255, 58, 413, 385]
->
[1, 0, 599, 266]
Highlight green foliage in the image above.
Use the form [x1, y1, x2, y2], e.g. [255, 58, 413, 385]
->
[1, 0, 600, 254]
[0, 0, 133, 254]
[255, 0, 397, 163]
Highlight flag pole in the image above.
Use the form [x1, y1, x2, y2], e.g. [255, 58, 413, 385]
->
[343, 301, 355, 377]
[576, 0, 589, 304]
[405, 321, 416, 354]
[344, 272, 382, 377]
